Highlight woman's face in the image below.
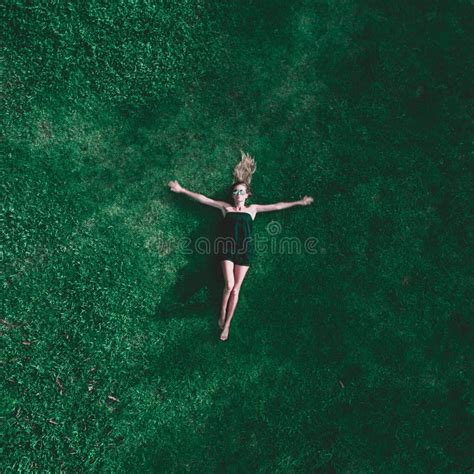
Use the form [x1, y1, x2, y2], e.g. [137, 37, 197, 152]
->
[232, 184, 249, 205]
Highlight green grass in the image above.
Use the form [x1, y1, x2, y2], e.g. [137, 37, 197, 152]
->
[2, 0, 473, 472]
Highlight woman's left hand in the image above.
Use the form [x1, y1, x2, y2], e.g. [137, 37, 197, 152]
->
[300, 195, 314, 206]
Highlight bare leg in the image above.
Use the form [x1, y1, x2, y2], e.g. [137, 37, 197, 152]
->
[219, 260, 234, 329]
[220, 264, 250, 341]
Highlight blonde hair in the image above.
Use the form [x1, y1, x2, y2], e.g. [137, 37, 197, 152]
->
[232, 150, 257, 195]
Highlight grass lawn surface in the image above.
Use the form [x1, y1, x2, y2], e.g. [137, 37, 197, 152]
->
[2, 1, 473, 472]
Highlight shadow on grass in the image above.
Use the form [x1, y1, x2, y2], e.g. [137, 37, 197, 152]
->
[153, 188, 230, 325]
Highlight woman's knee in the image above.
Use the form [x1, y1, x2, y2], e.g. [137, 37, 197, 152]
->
[224, 280, 235, 292]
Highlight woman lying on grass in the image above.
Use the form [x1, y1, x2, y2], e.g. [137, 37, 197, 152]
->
[168, 151, 313, 341]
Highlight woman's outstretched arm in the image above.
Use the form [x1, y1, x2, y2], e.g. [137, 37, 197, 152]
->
[168, 180, 229, 210]
[252, 195, 314, 213]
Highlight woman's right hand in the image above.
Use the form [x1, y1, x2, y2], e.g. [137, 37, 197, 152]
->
[168, 180, 183, 193]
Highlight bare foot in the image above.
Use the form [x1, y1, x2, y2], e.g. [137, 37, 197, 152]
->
[220, 326, 229, 341]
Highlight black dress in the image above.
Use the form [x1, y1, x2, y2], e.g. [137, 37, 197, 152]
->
[216, 212, 254, 266]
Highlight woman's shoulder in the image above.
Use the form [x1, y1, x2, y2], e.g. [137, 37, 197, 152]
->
[246, 205, 257, 220]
